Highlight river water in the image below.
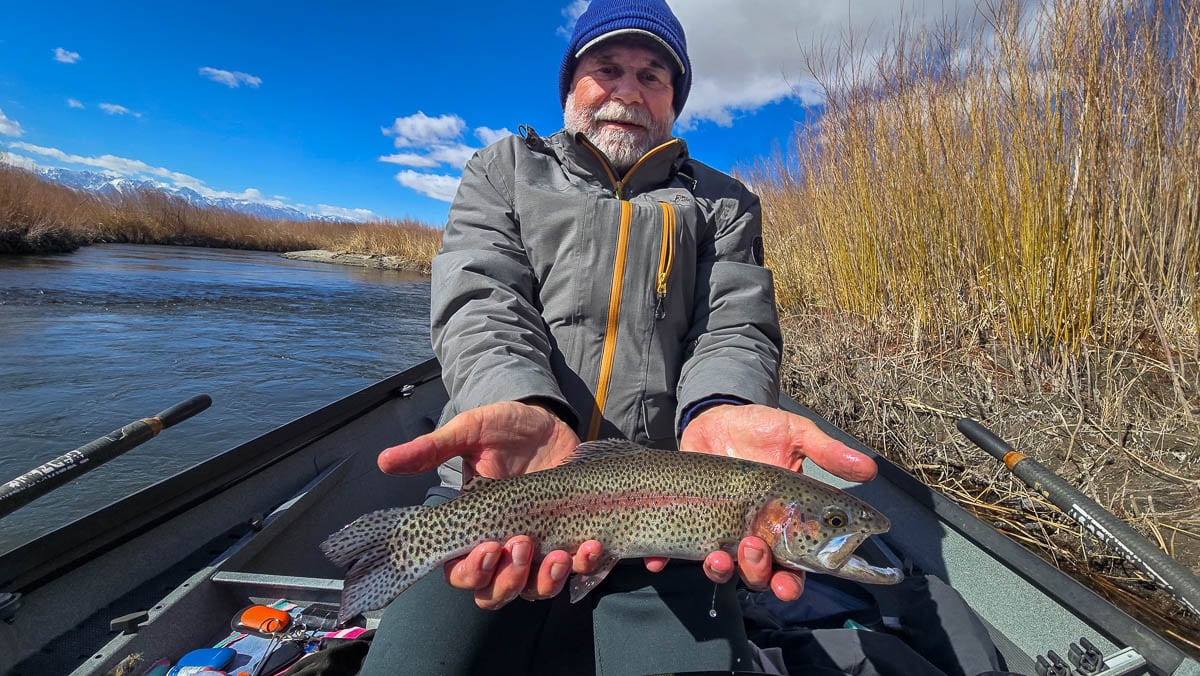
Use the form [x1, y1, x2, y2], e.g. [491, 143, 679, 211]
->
[0, 244, 432, 554]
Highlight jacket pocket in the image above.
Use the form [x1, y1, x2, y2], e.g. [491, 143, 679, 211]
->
[641, 392, 677, 448]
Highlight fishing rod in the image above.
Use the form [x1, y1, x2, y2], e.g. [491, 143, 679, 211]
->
[0, 394, 212, 519]
[956, 418, 1200, 618]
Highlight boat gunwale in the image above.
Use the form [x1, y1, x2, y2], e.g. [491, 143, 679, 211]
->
[0, 358, 441, 593]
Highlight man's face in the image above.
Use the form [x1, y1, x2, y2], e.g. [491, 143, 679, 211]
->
[564, 41, 677, 173]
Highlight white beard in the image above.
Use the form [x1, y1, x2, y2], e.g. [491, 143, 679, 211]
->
[564, 93, 675, 173]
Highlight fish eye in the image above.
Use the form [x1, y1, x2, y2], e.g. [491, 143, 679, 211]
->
[822, 507, 849, 529]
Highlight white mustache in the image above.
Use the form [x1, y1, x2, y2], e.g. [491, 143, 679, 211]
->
[592, 103, 652, 129]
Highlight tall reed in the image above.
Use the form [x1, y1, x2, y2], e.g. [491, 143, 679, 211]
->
[757, 0, 1199, 390]
[752, 0, 1200, 648]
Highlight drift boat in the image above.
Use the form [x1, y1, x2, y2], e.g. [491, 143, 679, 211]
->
[1, 357, 1197, 675]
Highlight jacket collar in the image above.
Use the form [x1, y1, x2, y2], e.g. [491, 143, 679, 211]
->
[533, 128, 688, 197]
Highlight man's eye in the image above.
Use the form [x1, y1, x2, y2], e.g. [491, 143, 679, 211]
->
[596, 66, 620, 79]
[639, 71, 669, 90]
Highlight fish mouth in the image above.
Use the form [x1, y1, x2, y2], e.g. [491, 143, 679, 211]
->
[816, 533, 866, 570]
[780, 536, 904, 585]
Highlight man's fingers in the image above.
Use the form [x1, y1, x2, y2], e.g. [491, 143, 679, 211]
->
[702, 551, 735, 584]
[736, 538, 773, 591]
[474, 537, 536, 610]
[793, 421, 877, 482]
[770, 570, 804, 602]
[378, 422, 472, 476]
[446, 541, 502, 590]
[522, 550, 572, 600]
[644, 556, 669, 573]
[573, 540, 604, 574]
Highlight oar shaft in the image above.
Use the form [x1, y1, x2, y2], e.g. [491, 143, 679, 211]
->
[0, 395, 212, 519]
[957, 418, 1200, 617]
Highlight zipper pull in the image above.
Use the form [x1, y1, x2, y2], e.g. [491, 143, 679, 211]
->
[654, 292, 667, 320]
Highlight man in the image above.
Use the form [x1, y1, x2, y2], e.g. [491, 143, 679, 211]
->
[359, 0, 877, 673]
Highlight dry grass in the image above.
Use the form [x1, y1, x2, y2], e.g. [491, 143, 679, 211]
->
[753, 0, 1200, 654]
[0, 161, 442, 272]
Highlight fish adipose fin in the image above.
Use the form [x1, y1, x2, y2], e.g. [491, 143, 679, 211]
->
[321, 505, 422, 624]
[561, 439, 648, 466]
[569, 552, 621, 603]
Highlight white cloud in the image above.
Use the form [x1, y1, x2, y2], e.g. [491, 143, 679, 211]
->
[99, 103, 141, 117]
[475, 126, 513, 146]
[557, 0, 589, 38]
[0, 152, 38, 170]
[383, 112, 465, 149]
[10, 142, 200, 186]
[394, 170, 461, 202]
[552, 1, 1014, 127]
[7, 141, 377, 219]
[317, 204, 379, 221]
[54, 47, 81, 64]
[67, 98, 85, 109]
[379, 152, 442, 168]
[0, 108, 23, 136]
[199, 67, 263, 88]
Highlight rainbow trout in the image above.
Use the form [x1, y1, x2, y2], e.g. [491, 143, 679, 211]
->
[322, 440, 902, 623]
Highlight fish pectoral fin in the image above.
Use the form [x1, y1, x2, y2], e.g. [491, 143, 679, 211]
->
[568, 552, 621, 603]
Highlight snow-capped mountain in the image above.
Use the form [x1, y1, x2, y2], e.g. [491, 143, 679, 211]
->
[35, 166, 340, 222]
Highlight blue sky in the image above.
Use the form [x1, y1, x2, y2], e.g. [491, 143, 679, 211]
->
[0, 1, 984, 226]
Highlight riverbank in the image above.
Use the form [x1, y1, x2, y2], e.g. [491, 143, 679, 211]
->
[281, 249, 429, 274]
[0, 162, 442, 270]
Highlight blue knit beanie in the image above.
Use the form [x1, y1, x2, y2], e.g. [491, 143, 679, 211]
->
[559, 0, 691, 116]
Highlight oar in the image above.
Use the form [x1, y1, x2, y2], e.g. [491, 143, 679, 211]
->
[0, 394, 212, 519]
[957, 417, 1200, 617]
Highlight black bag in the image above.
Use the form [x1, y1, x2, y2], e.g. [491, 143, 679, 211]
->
[742, 574, 1011, 676]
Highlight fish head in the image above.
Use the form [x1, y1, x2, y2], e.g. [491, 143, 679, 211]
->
[750, 490, 894, 578]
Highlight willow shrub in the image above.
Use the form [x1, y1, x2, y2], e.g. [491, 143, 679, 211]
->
[755, 0, 1199, 402]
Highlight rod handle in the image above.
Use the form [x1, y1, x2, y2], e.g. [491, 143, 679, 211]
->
[956, 418, 1013, 461]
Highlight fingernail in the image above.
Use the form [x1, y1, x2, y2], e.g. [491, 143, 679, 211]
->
[743, 543, 766, 565]
[481, 551, 499, 573]
[708, 557, 731, 575]
[550, 561, 569, 582]
[512, 541, 532, 567]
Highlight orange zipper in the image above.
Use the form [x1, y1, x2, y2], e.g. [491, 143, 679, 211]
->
[587, 200, 634, 440]
[578, 137, 681, 439]
[655, 201, 676, 319]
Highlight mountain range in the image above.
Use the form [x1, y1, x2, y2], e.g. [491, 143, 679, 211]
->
[34, 166, 341, 222]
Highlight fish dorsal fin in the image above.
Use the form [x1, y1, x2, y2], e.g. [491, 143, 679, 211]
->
[560, 439, 649, 466]
[461, 475, 497, 492]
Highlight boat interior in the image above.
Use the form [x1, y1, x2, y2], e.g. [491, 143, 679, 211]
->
[0, 359, 1195, 675]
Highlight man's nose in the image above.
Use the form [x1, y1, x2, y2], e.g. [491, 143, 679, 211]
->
[608, 73, 644, 105]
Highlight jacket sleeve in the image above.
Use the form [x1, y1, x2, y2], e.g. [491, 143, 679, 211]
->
[675, 179, 782, 431]
[431, 141, 576, 426]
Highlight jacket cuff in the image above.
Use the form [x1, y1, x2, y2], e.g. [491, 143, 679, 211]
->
[518, 395, 580, 430]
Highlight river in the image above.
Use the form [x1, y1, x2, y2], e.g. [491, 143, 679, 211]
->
[0, 244, 432, 554]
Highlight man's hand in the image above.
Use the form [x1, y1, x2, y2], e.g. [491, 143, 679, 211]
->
[378, 400, 601, 610]
[672, 403, 879, 601]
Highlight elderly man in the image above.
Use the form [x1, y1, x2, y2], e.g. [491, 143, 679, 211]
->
[359, 0, 877, 673]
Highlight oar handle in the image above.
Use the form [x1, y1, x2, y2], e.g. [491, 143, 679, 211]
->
[153, 394, 213, 431]
[957, 418, 1200, 617]
[0, 395, 212, 520]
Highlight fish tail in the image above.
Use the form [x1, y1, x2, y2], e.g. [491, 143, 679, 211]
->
[321, 505, 425, 624]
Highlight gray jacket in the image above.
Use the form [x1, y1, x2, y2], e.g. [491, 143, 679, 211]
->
[432, 128, 781, 485]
